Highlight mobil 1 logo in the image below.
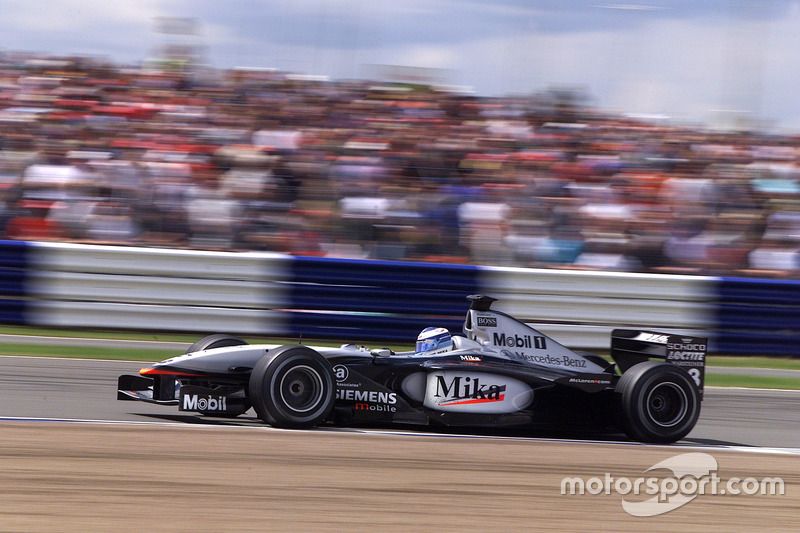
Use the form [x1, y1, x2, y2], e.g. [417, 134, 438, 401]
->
[492, 332, 547, 350]
[179, 386, 230, 412]
[666, 335, 707, 397]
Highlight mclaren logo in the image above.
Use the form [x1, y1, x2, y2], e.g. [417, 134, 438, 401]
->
[434, 375, 506, 406]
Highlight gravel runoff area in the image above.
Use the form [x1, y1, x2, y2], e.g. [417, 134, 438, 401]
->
[0, 423, 796, 532]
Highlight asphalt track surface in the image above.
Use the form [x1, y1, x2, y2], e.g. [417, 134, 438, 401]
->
[1, 355, 799, 531]
[0, 355, 798, 449]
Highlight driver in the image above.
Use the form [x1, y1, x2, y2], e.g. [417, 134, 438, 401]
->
[415, 327, 453, 355]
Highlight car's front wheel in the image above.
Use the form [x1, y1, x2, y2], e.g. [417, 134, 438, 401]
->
[616, 361, 701, 443]
[248, 345, 335, 429]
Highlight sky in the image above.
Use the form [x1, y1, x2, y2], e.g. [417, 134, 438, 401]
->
[1, 0, 800, 130]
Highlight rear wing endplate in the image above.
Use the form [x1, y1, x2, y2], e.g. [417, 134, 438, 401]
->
[611, 330, 707, 398]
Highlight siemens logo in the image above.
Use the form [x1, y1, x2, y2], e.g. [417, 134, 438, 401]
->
[336, 389, 397, 404]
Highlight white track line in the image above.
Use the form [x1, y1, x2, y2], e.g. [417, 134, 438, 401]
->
[1, 416, 799, 456]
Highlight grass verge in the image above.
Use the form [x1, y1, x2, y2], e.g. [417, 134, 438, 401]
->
[0, 325, 251, 343]
[0, 341, 411, 361]
[707, 356, 800, 370]
[705, 373, 800, 390]
[0, 343, 168, 361]
[0, 325, 798, 385]
[0, 345, 797, 391]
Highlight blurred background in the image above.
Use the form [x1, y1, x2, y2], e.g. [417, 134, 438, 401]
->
[1, 0, 800, 276]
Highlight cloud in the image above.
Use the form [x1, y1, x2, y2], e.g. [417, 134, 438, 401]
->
[0, 1, 798, 128]
[0, 0, 170, 60]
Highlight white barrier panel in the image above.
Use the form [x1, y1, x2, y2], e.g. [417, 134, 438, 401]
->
[23, 242, 715, 348]
[31, 301, 287, 335]
[27, 242, 291, 335]
[482, 267, 714, 348]
[30, 242, 290, 280]
[29, 272, 285, 308]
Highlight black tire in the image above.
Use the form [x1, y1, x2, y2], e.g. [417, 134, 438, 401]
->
[616, 361, 701, 444]
[248, 345, 335, 429]
[187, 334, 247, 353]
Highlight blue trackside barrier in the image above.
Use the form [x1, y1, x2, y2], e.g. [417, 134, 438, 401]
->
[286, 256, 481, 340]
[716, 277, 800, 356]
[288, 313, 465, 342]
[5, 240, 800, 354]
[290, 256, 480, 290]
[0, 240, 30, 323]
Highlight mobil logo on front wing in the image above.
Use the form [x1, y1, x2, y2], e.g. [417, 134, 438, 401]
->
[423, 371, 533, 414]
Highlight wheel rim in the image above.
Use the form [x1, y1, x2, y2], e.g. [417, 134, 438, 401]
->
[278, 365, 325, 414]
[645, 382, 688, 428]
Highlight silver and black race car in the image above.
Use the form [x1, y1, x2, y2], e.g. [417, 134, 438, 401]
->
[118, 295, 707, 443]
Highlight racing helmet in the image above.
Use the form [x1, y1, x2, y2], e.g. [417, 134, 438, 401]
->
[415, 327, 453, 355]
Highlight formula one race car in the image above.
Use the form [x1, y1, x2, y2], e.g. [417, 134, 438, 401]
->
[118, 295, 707, 443]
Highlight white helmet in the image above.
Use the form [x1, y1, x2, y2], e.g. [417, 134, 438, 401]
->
[416, 327, 453, 355]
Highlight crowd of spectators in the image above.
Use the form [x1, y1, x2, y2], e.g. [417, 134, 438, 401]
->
[2, 52, 800, 277]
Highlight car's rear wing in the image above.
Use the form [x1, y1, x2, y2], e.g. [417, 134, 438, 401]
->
[611, 330, 707, 398]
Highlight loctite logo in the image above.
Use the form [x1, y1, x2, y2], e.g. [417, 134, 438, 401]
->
[182, 394, 227, 411]
[434, 375, 506, 406]
[668, 351, 706, 361]
[493, 333, 546, 350]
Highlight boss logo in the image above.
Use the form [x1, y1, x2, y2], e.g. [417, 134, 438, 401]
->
[477, 316, 497, 327]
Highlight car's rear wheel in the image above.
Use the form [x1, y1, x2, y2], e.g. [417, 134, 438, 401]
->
[616, 361, 701, 443]
[187, 334, 247, 353]
[248, 345, 335, 429]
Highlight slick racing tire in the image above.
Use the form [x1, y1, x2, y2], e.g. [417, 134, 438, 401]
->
[187, 334, 247, 353]
[616, 361, 701, 444]
[248, 345, 335, 429]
